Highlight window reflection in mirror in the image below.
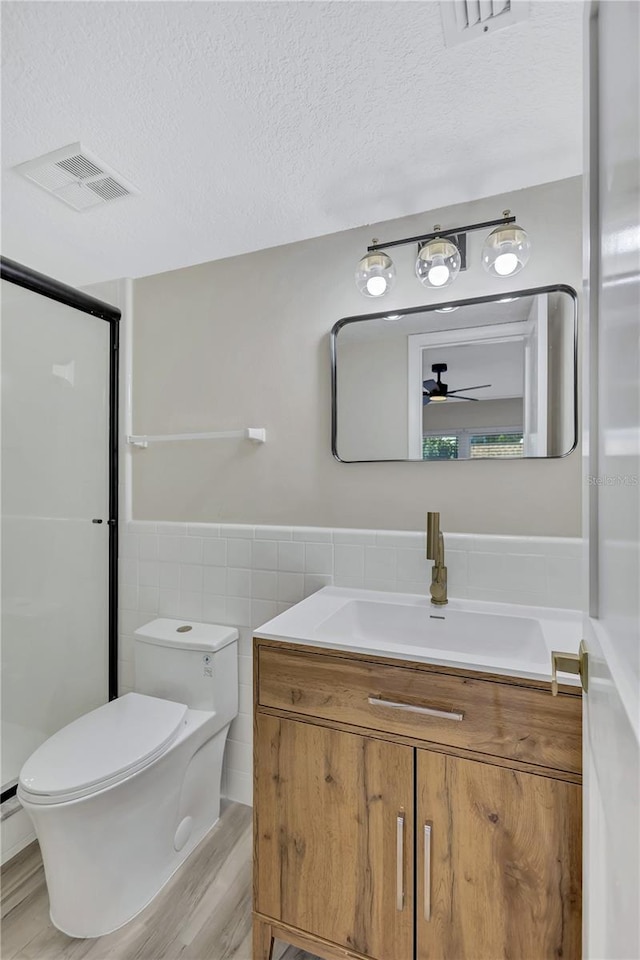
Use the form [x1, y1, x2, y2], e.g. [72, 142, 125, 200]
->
[331, 286, 577, 462]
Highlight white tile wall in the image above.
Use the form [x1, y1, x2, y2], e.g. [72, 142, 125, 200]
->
[119, 521, 583, 806]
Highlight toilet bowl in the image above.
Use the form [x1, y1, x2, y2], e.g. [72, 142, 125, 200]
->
[18, 619, 238, 938]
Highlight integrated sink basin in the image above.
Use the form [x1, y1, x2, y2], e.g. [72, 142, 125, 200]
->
[254, 586, 582, 684]
[314, 600, 547, 663]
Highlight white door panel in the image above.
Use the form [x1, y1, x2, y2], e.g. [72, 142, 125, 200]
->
[583, 3, 640, 957]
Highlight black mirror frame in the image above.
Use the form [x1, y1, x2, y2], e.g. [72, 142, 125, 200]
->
[330, 283, 579, 463]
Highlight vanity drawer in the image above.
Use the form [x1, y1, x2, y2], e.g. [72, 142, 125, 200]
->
[257, 645, 582, 775]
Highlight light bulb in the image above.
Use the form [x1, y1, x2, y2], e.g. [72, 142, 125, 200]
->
[355, 251, 396, 298]
[427, 259, 450, 287]
[494, 252, 519, 276]
[366, 276, 387, 296]
[416, 237, 461, 289]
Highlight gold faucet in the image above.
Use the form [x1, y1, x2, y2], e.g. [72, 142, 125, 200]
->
[426, 512, 448, 605]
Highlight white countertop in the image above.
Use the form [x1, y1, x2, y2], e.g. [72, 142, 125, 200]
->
[254, 586, 583, 686]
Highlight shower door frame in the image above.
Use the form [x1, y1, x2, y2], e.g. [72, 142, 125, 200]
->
[0, 256, 120, 803]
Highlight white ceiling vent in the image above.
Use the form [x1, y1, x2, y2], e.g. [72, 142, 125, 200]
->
[440, 1, 529, 47]
[13, 143, 137, 211]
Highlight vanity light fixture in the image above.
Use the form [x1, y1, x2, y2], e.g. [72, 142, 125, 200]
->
[481, 211, 531, 278]
[355, 211, 530, 297]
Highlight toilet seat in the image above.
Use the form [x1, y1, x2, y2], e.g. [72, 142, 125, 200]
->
[18, 693, 188, 805]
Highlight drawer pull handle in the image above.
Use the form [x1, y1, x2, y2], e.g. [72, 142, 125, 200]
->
[424, 824, 432, 921]
[396, 813, 405, 911]
[368, 696, 464, 722]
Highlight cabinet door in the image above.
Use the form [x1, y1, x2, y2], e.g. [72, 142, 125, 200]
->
[255, 715, 414, 960]
[417, 750, 581, 960]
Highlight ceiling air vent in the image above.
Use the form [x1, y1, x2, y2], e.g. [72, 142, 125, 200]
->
[13, 143, 137, 211]
[440, 1, 529, 47]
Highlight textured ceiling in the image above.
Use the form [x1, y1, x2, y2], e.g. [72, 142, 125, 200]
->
[1, 1, 584, 285]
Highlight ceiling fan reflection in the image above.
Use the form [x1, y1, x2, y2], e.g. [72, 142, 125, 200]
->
[422, 362, 491, 405]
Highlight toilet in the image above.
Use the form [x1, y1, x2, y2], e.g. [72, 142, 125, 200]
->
[17, 618, 238, 939]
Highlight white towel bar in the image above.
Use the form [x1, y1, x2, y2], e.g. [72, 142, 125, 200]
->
[127, 428, 266, 448]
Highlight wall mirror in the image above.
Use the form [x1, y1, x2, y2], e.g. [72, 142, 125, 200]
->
[331, 285, 577, 462]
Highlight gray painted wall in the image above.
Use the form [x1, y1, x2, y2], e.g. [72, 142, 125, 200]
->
[132, 176, 582, 535]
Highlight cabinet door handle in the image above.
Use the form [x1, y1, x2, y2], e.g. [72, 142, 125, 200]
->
[368, 696, 464, 722]
[424, 823, 432, 922]
[396, 813, 405, 911]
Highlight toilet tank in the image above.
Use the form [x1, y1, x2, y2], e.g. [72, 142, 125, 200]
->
[133, 619, 238, 722]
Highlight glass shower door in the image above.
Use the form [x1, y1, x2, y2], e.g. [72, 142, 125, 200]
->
[1, 278, 113, 795]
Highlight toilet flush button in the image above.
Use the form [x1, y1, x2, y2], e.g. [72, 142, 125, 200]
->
[174, 816, 193, 852]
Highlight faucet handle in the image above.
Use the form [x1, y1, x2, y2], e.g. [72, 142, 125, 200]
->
[426, 512, 440, 560]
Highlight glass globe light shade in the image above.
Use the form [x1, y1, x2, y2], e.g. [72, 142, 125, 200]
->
[355, 252, 396, 297]
[415, 238, 461, 288]
[482, 223, 531, 278]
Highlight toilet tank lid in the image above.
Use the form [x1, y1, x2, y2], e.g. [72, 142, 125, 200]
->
[134, 618, 238, 652]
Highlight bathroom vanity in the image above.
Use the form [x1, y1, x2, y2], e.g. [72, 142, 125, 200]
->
[252, 588, 582, 960]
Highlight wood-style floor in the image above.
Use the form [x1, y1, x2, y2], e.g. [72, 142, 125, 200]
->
[1, 802, 318, 960]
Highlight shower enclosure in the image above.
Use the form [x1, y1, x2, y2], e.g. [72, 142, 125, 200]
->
[1, 257, 119, 803]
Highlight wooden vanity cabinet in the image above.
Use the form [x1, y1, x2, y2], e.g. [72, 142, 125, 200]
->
[253, 640, 582, 960]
